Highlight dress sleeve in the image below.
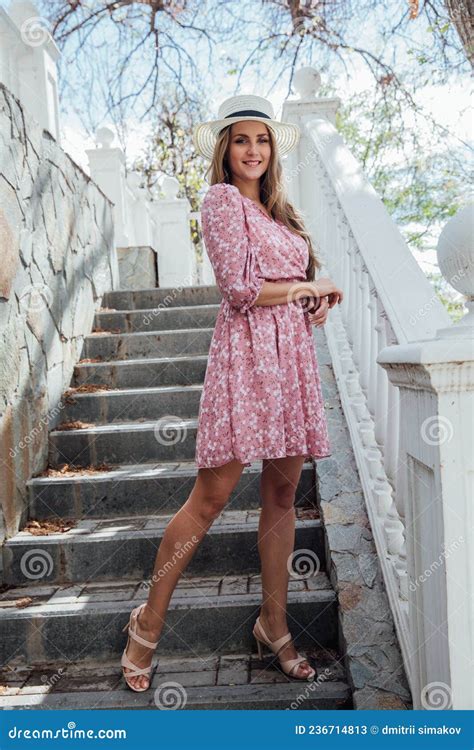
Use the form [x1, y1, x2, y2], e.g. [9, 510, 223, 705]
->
[201, 183, 265, 312]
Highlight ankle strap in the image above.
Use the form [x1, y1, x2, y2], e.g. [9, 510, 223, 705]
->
[128, 627, 159, 649]
[272, 631, 292, 655]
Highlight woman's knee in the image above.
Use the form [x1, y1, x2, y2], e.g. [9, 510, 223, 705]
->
[194, 489, 231, 522]
[261, 480, 297, 511]
[191, 473, 237, 522]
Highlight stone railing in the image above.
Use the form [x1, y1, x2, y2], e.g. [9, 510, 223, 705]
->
[0, 84, 118, 572]
[378, 204, 473, 710]
[282, 67, 469, 704]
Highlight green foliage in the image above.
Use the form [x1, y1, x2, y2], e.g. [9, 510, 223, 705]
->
[132, 99, 210, 254]
[427, 273, 467, 322]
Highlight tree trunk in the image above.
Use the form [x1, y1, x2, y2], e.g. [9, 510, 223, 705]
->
[445, 0, 474, 68]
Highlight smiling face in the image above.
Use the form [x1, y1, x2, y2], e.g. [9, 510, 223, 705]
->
[226, 120, 272, 185]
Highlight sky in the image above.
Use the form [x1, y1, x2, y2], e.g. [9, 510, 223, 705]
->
[1, 0, 472, 285]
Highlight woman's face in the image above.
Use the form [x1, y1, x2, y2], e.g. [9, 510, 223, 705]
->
[226, 120, 272, 183]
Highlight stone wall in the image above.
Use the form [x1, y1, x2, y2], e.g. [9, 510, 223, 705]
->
[0, 83, 119, 569]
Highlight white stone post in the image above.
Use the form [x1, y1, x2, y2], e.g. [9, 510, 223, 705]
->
[281, 66, 340, 239]
[153, 175, 195, 289]
[0, 0, 60, 141]
[86, 127, 131, 248]
[377, 203, 474, 710]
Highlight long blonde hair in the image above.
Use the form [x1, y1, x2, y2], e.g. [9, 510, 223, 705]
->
[205, 123, 321, 279]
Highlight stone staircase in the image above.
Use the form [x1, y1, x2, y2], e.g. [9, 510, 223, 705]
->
[0, 285, 352, 710]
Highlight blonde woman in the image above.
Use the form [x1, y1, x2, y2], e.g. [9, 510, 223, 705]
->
[121, 95, 344, 692]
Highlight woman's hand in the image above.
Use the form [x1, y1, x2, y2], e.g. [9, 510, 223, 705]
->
[308, 296, 329, 327]
[308, 277, 343, 308]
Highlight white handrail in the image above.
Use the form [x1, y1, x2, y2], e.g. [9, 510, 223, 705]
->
[288, 111, 451, 692]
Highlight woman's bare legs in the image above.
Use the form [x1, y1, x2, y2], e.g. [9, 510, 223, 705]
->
[257, 455, 314, 678]
[123, 458, 245, 690]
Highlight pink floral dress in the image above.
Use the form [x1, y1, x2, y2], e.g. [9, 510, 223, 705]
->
[194, 182, 331, 469]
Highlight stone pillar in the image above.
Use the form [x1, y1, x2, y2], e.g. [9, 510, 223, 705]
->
[377, 203, 474, 710]
[281, 67, 340, 218]
[1, 0, 61, 141]
[86, 127, 130, 248]
[153, 176, 195, 289]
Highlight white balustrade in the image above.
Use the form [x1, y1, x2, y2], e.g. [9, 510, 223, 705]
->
[282, 68, 455, 699]
[377, 204, 473, 709]
[86, 128, 198, 289]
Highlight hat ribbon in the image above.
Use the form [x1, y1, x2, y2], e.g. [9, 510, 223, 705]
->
[224, 109, 271, 119]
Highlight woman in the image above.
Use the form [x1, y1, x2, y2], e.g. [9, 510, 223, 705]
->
[121, 94, 343, 692]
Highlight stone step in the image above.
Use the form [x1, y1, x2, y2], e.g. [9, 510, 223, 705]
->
[60, 384, 203, 424]
[94, 304, 220, 333]
[73, 354, 209, 389]
[0, 649, 351, 710]
[27, 461, 316, 519]
[102, 285, 222, 310]
[48, 418, 200, 466]
[83, 328, 214, 362]
[0, 572, 338, 664]
[2, 508, 325, 586]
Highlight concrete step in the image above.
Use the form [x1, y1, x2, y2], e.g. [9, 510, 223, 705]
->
[94, 304, 219, 333]
[0, 572, 338, 664]
[2, 508, 325, 586]
[48, 417, 200, 466]
[27, 460, 317, 519]
[60, 384, 203, 424]
[0, 649, 351, 710]
[47, 418, 200, 467]
[73, 354, 209, 389]
[102, 285, 222, 310]
[83, 328, 214, 362]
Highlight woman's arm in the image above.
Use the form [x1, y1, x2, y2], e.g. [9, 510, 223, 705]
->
[253, 281, 309, 307]
[253, 278, 343, 308]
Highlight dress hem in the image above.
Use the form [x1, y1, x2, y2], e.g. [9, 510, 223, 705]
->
[194, 451, 332, 470]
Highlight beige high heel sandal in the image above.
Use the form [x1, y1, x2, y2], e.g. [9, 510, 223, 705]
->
[121, 602, 159, 692]
[253, 615, 316, 681]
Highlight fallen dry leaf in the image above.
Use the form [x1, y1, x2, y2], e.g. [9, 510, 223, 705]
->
[90, 328, 122, 335]
[34, 463, 114, 477]
[23, 518, 75, 535]
[55, 420, 95, 431]
[65, 384, 113, 394]
[15, 597, 34, 608]
[296, 507, 320, 520]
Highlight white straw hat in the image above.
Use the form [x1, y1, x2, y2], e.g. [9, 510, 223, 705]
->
[192, 94, 300, 160]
